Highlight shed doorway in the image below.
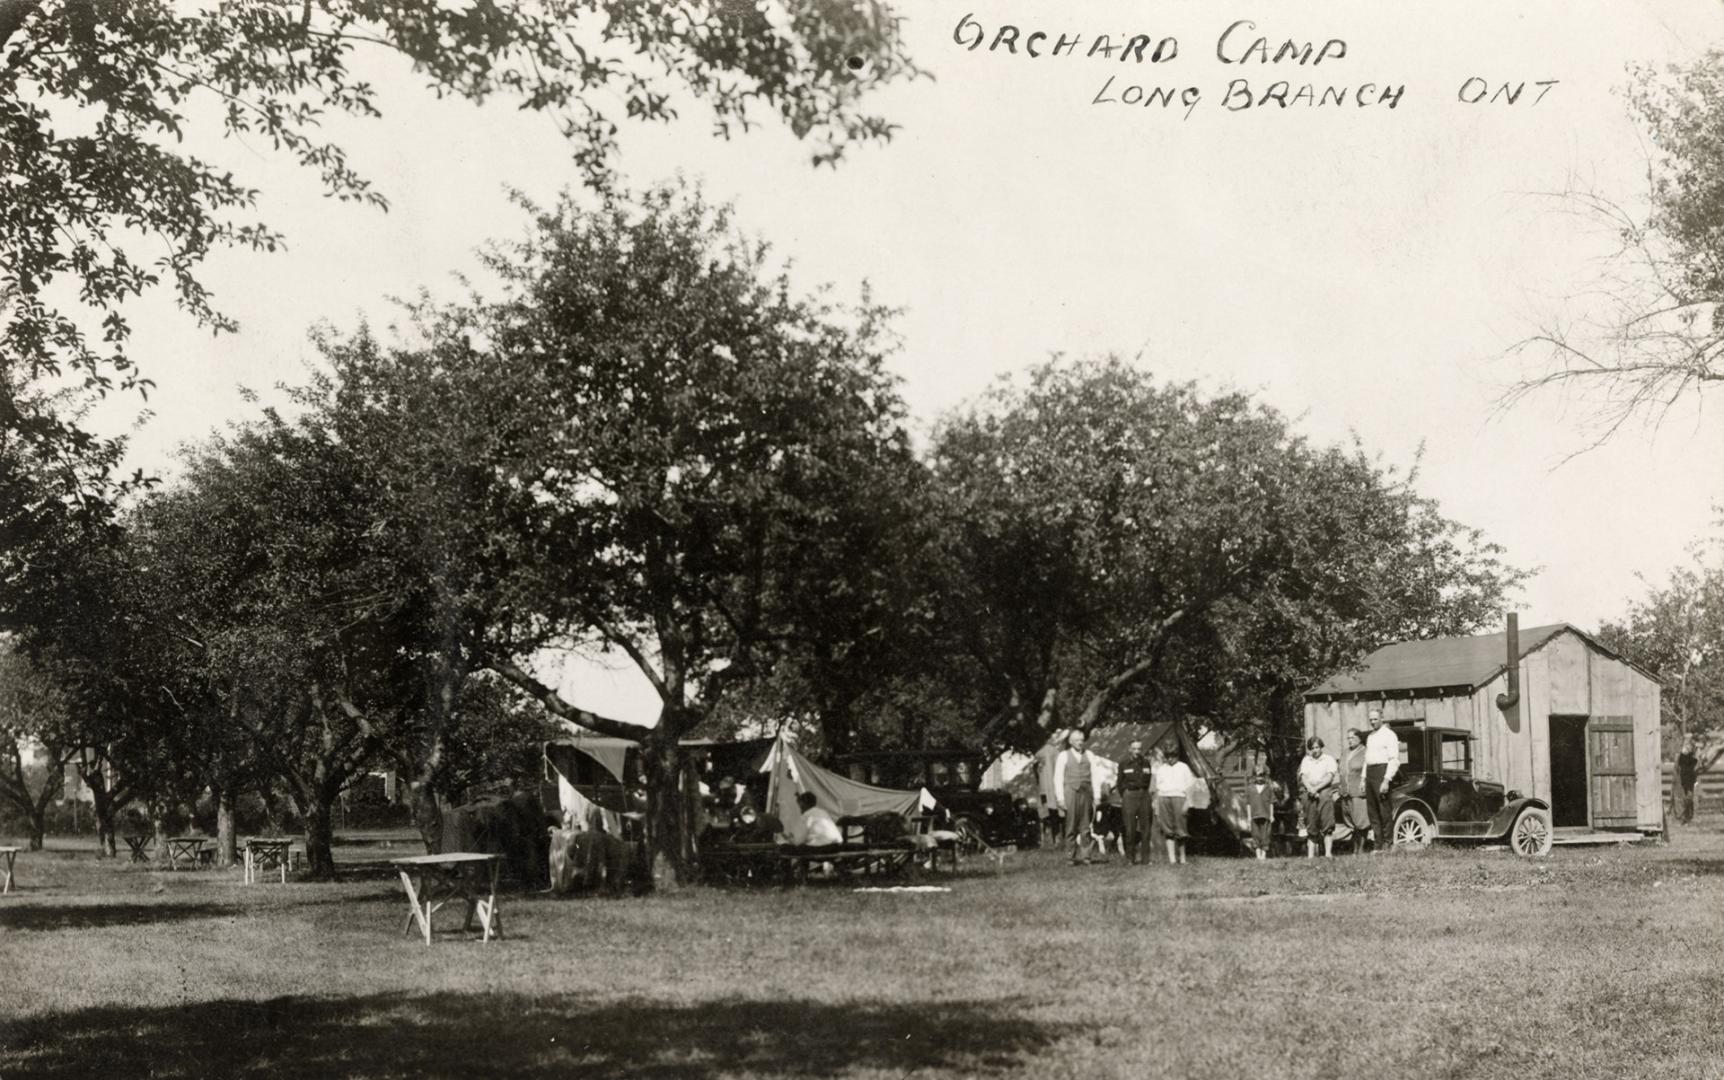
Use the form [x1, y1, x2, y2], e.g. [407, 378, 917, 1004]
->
[1549, 716, 1590, 828]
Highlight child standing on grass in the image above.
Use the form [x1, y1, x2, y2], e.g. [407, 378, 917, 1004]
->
[1245, 765, 1277, 860]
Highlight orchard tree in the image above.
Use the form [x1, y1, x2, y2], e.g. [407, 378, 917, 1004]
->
[137, 413, 423, 878]
[932, 357, 1526, 756]
[1598, 528, 1724, 776]
[0, 642, 74, 850]
[270, 323, 536, 849]
[932, 357, 1311, 741]
[463, 182, 918, 886]
[1506, 55, 1724, 448]
[0, 0, 919, 459]
[1155, 442, 1527, 776]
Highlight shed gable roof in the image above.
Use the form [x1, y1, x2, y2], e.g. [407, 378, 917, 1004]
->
[1306, 623, 1573, 699]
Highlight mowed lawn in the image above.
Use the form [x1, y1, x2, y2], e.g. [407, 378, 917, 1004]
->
[2, 822, 1722, 1080]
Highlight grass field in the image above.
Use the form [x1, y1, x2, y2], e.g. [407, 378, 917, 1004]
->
[2, 822, 1722, 1080]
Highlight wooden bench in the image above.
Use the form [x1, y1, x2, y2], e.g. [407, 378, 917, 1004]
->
[778, 844, 916, 884]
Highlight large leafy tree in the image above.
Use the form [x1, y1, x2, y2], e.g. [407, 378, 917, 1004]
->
[283, 321, 550, 845]
[137, 413, 423, 878]
[1157, 443, 1527, 775]
[454, 182, 918, 885]
[0, 0, 919, 456]
[932, 357, 1527, 760]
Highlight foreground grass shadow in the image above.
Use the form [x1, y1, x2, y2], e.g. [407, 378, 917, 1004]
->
[0, 900, 239, 932]
[3, 992, 1061, 1079]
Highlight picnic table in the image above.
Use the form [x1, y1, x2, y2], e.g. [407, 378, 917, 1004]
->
[243, 837, 294, 884]
[122, 835, 153, 863]
[391, 853, 502, 946]
[1, 847, 18, 895]
[164, 836, 209, 870]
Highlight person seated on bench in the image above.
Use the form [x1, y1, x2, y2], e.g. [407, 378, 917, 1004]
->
[776, 791, 843, 849]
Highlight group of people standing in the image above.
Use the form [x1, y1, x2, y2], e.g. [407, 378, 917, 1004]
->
[1052, 731, 1200, 866]
[1273, 708, 1403, 857]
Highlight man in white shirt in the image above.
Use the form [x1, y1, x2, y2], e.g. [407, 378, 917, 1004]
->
[795, 791, 843, 848]
[1362, 709, 1402, 851]
[1053, 730, 1106, 865]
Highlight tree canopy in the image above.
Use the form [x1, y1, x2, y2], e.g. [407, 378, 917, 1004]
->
[1598, 521, 1724, 775]
[1506, 54, 1724, 447]
[930, 357, 1527, 764]
[0, 0, 918, 456]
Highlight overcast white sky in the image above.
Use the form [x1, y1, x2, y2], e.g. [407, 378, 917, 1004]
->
[91, 0, 1724, 726]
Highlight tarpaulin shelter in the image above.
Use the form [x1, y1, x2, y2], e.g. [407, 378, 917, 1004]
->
[762, 733, 935, 842]
[1032, 720, 1251, 836]
[543, 728, 773, 834]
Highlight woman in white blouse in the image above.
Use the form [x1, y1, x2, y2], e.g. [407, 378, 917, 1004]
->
[1298, 736, 1340, 858]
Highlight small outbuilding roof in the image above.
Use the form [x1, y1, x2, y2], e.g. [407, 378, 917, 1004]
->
[1306, 623, 1579, 699]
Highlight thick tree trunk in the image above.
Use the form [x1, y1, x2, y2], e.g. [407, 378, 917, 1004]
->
[78, 759, 126, 858]
[88, 785, 120, 858]
[24, 804, 45, 851]
[215, 786, 236, 868]
[151, 804, 171, 867]
[639, 732, 691, 890]
[410, 782, 443, 854]
[302, 797, 337, 880]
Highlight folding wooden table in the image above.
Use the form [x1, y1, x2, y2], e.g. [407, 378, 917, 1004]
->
[164, 836, 208, 870]
[390, 853, 502, 945]
[0, 847, 18, 894]
[122, 835, 152, 863]
[243, 837, 294, 884]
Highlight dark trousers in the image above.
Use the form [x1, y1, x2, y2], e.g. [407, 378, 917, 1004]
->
[1365, 764, 1391, 847]
[1064, 785, 1095, 860]
[1121, 789, 1153, 862]
[1676, 783, 1696, 824]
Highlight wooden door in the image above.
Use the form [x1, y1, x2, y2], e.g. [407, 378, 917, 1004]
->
[1588, 722, 1637, 829]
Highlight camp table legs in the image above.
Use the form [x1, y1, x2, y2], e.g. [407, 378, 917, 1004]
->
[122, 835, 152, 863]
[243, 840, 292, 884]
[165, 838, 207, 870]
[396, 859, 502, 946]
[0, 848, 18, 895]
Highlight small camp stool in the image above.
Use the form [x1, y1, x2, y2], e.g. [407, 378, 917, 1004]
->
[0, 847, 18, 895]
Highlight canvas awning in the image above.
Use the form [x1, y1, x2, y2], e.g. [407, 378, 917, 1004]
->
[762, 734, 934, 841]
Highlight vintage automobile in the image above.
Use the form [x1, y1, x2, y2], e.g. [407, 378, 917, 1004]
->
[834, 749, 1040, 852]
[1384, 723, 1553, 856]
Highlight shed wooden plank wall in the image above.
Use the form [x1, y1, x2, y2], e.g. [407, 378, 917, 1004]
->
[1635, 674, 1663, 827]
[1524, 647, 1553, 804]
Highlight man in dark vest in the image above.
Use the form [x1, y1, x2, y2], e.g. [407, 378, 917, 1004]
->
[1053, 730, 1103, 865]
[1115, 738, 1155, 864]
[1676, 738, 1700, 825]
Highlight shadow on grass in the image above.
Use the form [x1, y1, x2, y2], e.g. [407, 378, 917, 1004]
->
[0, 900, 238, 932]
[2, 992, 1062, 1079]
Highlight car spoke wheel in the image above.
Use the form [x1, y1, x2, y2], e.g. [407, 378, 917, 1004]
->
[1510, 807, 1552, 856]
[1392, 809, 1432, 849]
[953, 816, 986, 856]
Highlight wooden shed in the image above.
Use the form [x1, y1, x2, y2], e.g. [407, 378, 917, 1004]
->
[1304, 621, 1663, 834]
